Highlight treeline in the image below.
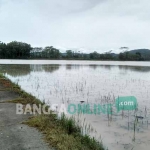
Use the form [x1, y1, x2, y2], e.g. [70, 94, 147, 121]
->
[30, 46, 60, 59]
[88, 51, 145, 61]
[65, 50, 146, 61]
[0, 41, 61, 59]
[118, 52, 144, 61]
[0, 41, 149, 60]
[0, 41, 31, 59]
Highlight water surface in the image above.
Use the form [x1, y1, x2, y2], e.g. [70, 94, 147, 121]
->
[0, 60, 150, 150]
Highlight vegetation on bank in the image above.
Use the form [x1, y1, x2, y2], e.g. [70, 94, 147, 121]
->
[0, 40, 150, 60]
[0, 73, 105, 150]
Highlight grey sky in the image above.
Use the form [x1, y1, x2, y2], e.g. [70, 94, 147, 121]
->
[0, 0, 150, 53]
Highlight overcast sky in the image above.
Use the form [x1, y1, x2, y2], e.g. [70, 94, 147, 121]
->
[0, 0, 150, 53]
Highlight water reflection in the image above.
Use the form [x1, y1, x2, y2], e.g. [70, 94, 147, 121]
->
[65, 64, 81, 70]
[100, 65, 113, 70]
[31, 64, 60, 73]
[0, 65, 30, 77]
[0, 64, 61, 77]
[119, 65, 150, 72]
[66, 64, 72, 70]
[43, 64, 60, 73]
[89, 65, 150, 72]
[89, 64, 98, 70]
[1, 64, 150, 78]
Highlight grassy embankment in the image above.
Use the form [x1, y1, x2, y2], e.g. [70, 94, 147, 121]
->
[0, 73, 105, 150]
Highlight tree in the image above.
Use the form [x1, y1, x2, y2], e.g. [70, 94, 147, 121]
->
[31, 47, 43, 58]
[43, 46, 60, 59]
[89, 51, 99, 59]
[66, 50, 73, 58]
[0, 42, 7, 58]
[119, 53, 125, 60]
[6, 41, 32, 59]
[135, 52, 143, 61]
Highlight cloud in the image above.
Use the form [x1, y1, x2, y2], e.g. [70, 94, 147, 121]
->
[0, 0, 150, 53]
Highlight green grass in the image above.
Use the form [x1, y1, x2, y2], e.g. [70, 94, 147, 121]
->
[24, 114, 104, 150]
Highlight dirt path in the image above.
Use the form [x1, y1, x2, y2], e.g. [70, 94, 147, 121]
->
[0, 85, 53, 150]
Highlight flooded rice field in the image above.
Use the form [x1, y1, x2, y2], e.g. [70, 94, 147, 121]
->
[0, 60, 150, 150]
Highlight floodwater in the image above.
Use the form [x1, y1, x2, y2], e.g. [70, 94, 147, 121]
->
[0, 60, 150, 150]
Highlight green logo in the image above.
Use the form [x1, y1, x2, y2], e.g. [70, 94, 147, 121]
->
[66, 96, 138, 115]
[115, 96, 138, 112]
